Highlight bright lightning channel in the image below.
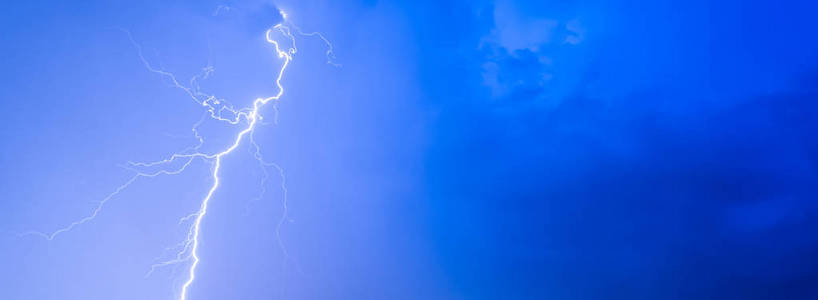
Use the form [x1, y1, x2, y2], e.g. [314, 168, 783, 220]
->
[177, 25, 294, 300]
[22, 12, 337, 300]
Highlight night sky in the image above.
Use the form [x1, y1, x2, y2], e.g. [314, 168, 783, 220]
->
[2, 0, 818, 299]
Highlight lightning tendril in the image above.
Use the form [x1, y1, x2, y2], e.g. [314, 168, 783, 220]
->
[22, 12, 336, 300]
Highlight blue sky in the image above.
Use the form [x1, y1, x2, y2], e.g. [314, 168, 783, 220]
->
[2, 0, 818, 299]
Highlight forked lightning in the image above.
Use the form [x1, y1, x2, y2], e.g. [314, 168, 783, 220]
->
[23, 11, 336, 300]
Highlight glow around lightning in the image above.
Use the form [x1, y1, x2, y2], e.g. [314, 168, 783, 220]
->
[24, 11, 337, 300]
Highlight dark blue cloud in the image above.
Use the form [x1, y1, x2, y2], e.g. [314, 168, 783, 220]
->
[423, 73, 818, 298]
[406, 0, 818, 298]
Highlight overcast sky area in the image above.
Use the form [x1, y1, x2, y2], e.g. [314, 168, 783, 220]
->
[1, 0, 818, 299]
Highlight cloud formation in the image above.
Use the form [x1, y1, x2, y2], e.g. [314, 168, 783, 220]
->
[479, 3, 585, 103]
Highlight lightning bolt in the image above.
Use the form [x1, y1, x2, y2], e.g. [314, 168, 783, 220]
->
[22, 10, 337, 300]
[176, 25, 296, 300]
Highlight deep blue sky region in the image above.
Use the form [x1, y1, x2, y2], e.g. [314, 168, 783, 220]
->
[1, 0, 818, 299]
